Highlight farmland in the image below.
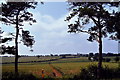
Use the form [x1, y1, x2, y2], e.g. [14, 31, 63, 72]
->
[2, 56, 120, 78]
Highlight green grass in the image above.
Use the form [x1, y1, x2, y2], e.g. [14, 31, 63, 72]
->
[2, 63, 53, 78]
[51, 62, 93, 77]
[51, 57, 89, 63]
[1, 56, 60, 63]
[2, 56, 119, 63]
[2, 62, 119, 78]
[2, 56, 120, 78]
[51, 62, 119, 77]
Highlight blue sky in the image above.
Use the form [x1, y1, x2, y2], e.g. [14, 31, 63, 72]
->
[1, 2, 119, 56]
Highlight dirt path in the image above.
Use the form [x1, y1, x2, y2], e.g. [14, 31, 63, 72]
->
[49, 64, 62, 77]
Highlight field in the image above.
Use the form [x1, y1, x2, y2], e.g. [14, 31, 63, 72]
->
[2, 56, 120, 78]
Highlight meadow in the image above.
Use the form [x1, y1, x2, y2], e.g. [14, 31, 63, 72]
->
[2, 56, 120, 78]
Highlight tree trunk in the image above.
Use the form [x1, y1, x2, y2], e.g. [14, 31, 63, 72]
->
[15, 28, 19, 74]
[98, 20, 102, 79]
[15, 11, 19, 75]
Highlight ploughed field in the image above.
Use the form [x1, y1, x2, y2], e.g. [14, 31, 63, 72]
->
[1, 56, 119, 78]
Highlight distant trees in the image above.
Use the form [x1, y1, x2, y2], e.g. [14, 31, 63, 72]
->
[88, 53, 94, 61]
[36, 55, 45, 58]
[114, 56, 119, 62]
[103, 58, 111, 62]
[65, 2, 120, 78]
[61, 55, 66, 58]
[0, 28, 15, 55]
[50, 54, 54, 57]
[88, 53, 111, 62]
[1, 1, 38, 74]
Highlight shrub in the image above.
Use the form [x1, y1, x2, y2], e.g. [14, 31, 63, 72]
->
[69, 65, 97, 80]
[102, 58, 111, 62]
[69, 64, 120, 80]
[105, 58, 111, 62]
[114, 56, 119, 62]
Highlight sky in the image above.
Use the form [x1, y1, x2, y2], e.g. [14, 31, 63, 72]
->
[1, 2, 119, 56]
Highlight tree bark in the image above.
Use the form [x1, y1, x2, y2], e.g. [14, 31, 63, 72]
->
[98, 19, 102, 79]
[15, 28, 19, 74]
[15, 11, 20, 75]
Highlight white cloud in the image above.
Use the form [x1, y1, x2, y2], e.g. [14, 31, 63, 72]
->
[1, 11, 118, 56]
[17, 12, 118, 55]
[1, 3, 118, 56]
[19, 12, 88, 55]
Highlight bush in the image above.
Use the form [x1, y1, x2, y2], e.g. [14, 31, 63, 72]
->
[69, 64, 120, 80]
[114, 56, 119, 62]
[103, 58, 111, 62]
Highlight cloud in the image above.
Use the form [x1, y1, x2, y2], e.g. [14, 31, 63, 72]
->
[1, 11, 118, 56]
[18, 12, 118, 55]
[1, 3, 118, 56]
[19, 12, 89, 55]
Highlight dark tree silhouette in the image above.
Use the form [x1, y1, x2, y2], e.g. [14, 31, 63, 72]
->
[37, 55, 40, 58]
[1, 1, 38, 74]
[114, 56, 119, 62]
[88, 53, 94, 61]
[65, 2, 120, 78]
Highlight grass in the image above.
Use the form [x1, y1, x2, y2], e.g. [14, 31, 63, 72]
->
[51, 62, 119, 77]
[1, 56, 60, 63]
[2, 63, 53, 78]
[52, 62, 92, 75]
[2, 62, 119, 78]
[2, 56, 120, 78]
[51, 57, 89, 63]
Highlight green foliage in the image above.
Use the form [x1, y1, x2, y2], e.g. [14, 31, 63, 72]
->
[1, 38, 12, 43]
[65, 2, 120, 41]
[103, 58, 111, 62]
[0, 45, 15, 55]
[114, 56, 120, 62]
[0, 2, 37, 55]
[22, 30, 35, 48]
[1, 2, 37, 25]
[69, 64, 120, 80]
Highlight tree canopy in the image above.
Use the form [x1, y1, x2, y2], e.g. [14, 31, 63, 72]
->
[65, 2, 120, 41]
[1, 1, 37, 54]
[1, 1, 38, 74]
[65, 2, 120, 78]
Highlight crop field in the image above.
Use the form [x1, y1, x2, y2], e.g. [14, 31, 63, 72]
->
[1, 56, 59, 63]
[2, 56, 119, 78]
